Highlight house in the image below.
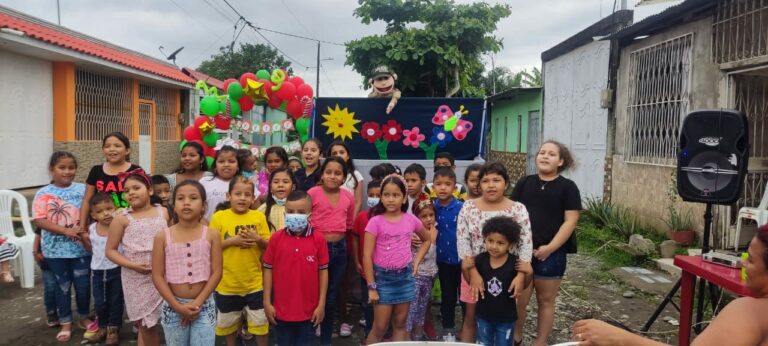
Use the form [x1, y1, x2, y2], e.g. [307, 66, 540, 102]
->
[0, 5, 197, 189]
[486, 87, 542, 183]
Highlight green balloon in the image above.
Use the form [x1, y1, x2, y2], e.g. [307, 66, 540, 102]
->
[200, 96, 219, 116]
[295, 117, 310, 143]
[205, 156, 215, 169]
[203, 132, 218, 147]
[256, 69, 270, 81]
[229, 98, 241, 116]
[179, 139, 188, 151]
[227, 83, 244, 100]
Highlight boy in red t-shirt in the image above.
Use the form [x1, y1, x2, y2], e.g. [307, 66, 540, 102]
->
[350, 180, 381, 339]
[263, 191, 329, 346]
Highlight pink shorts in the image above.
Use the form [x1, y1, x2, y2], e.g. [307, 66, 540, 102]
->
[459, 276, 477, 304]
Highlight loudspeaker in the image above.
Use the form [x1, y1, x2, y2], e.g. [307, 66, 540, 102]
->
[677, 109, 749, 204]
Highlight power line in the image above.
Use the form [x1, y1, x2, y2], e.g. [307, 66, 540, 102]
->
[200, 0, 238, 23]
[278, 0, 314, 39]
[320, 62, 339, 97]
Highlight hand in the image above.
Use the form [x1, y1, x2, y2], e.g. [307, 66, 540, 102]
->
[461, 256, 475, 271]
[264, 303, 277, 325]
[508, 273, 525, 299]
[34, 251, 44, 263]
[355, 262, 364, 275]
[412, 262, 420, 277]
[469, 271, 485, 301]
[311, 304, 325, 326]
[386, 101, 395, 114]
[410, 233, 422, 246]
[368, 289, 379, 304]
[231, 234, 257, 248]
[515, 260, 533, 276]
[533, 244, 554, 261]
[131, 263, 152, 274]
[63, 228, 81, 241]
[572, 319, 637, 346]
[174, 303, 200, 326]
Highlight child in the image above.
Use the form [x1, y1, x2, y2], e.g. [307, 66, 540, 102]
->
[167, 141, 211, 190]
[457, 161, 533, 343]
[256, 146, 289, 199]
[351, 180, 381, 339]
[307, 156, 356, 346]
[463, 216, 529, 346]
[152, 180, 223, 345]
[364, 174, 433, 343]
[200, 145, 256, 221]
[432, 167, 464, 341]
[258, 168, 296, 232]
[512, 140, 581, 346]
[32, 151, 92, 342]
[151, 175, 172, 207]
[32, 227, 58, 327]
[263, 190, 330, 346]
[464, 163, 483, 200]
[295, 139, 323, 192]
[238, 148, 257, 178]
[106, 169, 168, 345]
[288, 156, 303, 173]
[406, 193, 438, 341]
[327, 141, 364, 215]
[403, 163, 427, 213]
[84, 193, 123, 345]
[208, 176, 271, 346]
[0, 236, 19, 282]
[426, 152, 468, 201]
[81, 132, 143, 228]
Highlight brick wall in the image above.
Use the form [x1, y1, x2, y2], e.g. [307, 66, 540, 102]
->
[488, 150, 527, 193]
[54, 140, 180, 181]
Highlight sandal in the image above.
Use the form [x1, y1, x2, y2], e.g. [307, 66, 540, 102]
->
[0, 271, 14, 283]
[56, 324, 72, 342]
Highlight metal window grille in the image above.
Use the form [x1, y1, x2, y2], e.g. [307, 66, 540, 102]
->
[75, 69, 132, 140]
[713, 0, 768, 65]
[733, 75, 768, 159]
[139, 84, 178, 140]
[624, 33, 694, 166]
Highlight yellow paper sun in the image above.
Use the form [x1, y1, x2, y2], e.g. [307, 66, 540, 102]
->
[321, 104, 360, 140]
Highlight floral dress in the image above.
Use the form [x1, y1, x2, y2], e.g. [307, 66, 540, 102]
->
[456, 199, 533, 261]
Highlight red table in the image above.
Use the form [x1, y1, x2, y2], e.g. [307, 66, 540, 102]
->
[674, 255, 754, 346]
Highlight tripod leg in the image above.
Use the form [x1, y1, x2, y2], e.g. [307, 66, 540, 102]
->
[642, 278, 681, 332]
[694, 278, 707, 333]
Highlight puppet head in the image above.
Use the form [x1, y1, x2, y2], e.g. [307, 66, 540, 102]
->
[369, 66, 398, 95]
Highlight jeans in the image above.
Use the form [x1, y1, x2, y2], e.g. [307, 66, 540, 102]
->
[320, 238, 348, 346]
[161, 296, 216, 346]
[47, 256, 91, 324]
[532, 248, 567, 279]
[359, 277, 373, 338]
[41, 268, 57, 316]
[437, 262, 461, 330]
[275, 320, 314, 346]
[476, 318, 515, 346]
[92, 267, 123, 327]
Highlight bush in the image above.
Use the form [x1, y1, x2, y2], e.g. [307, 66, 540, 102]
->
[583, 197, 639, 240]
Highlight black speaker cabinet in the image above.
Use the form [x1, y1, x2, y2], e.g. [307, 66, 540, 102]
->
[677, 109, 749, 204]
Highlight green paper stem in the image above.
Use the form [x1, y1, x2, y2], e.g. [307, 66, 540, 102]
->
[419, 142, 438, 160]
[374, 139, 390, 160]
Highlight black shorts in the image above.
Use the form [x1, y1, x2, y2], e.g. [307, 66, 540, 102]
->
[214, 291, 264, 313]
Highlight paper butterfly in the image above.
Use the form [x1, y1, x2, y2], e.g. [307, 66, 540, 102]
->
[431, 105, 473, 141]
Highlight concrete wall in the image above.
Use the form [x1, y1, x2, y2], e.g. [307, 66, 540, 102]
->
[153, 141, 181, 175]
[612, 17, 723, 231]
[488, 91, 541, 153]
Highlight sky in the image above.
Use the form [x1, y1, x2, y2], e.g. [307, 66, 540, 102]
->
[0, 0, 681, 97]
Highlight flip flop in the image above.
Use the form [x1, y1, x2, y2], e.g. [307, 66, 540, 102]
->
[56, 330, 71, 342]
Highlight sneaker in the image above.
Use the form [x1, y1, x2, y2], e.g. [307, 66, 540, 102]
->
[358, 317, 366, 327]
[83, 321, 100, 340]
[105, 326, 119, 345]
[442, 332, 456, 342]
[85, 327, 106, 343]
[46, 313, 60, 327]
[340, 323, 353, 337]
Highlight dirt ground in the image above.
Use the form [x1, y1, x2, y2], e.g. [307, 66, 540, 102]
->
[0, 254, 679, 345]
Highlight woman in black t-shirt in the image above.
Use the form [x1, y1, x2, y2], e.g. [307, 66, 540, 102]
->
[511, 140, 582, 346]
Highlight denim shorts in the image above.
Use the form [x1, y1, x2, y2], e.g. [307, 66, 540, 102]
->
[374, 264, 415, 305]
[161, 295, 216, 346]
[532, 249, 567, 279]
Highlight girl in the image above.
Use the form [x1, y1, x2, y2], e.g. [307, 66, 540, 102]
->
[513, 140, 581, 346]
[152, 180, 223, 346]
[364, 174, 432, 344]
[295, 139, 323, 191]
[327, 141, 364, 215]
[256, 146, 289, 199]
[288, 156, 303, 173]
[406, 193, 438, 341]
[32, 151, 92, 342]
[464, 163, 483, 200]
[166, 141, 211, 190]
[200, 145, 252, 222]
[106, 170, 169, 346]
[81, 132, 143, 230]
[0, 236, 19, 282]
[307, 156, 356, 346]
[238, 148, 257, 178]
[456, 161, 533, 343]
[257, 168, 296, 233]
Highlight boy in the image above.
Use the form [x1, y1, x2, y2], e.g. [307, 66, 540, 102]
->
[403, 164, 427, 214]
[351, 180, 381, 339]
[462, 216, 530, 346]
[150, 175, 171, 207]
[427, 152, 467, 200]
[432, 167, 464, 341]
[263, 191, 329, 346]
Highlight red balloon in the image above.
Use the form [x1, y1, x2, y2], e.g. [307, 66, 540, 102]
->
[258, 79, 275, 98]
[204, 147, 216, 158]
[222, 78, 238, 93]
[213, 115, 232, 130]
[238, 95, 254, 112]
[193, 116, 211, 129]
[267, 95, 284, 109]
[296, 83, 314, 99]
[183, 125, 202, 141]
[286, 99, 302, 119]
[276, 82, 296, 100]
[287, 76, 304, 86]
[240, 73, 257, 88]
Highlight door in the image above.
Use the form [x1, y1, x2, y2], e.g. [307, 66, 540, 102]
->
[526, 111, 541, 175]
[138, 101, 155, 173]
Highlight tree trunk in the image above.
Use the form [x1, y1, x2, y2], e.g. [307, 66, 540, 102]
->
[445, 67, 460, 97]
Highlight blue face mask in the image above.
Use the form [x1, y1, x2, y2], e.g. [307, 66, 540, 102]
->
[272, 194, 286, 206]
[366, 197, 380, 208]
[285, 213, 309, 234]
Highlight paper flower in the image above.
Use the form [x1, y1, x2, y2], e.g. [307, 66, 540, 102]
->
[381, 119, 402, 142]
[321, 104, 360, 140]
[431, 127, 453, 148]
[402, 127, 425, 148]
[362, 122, 382, 143]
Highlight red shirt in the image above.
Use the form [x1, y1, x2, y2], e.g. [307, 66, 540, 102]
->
[262, 228, 329, 322]
[352, 210, 371, 273]
[307, 186, 355, 235]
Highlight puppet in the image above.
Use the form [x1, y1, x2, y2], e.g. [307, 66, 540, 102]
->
[367, 66, 402, 114]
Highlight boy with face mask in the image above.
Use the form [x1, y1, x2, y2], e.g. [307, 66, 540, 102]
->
[263, 191, 329, 346]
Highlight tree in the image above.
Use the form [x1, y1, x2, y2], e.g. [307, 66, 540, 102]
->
[476, 66, 541, 95]
[519, 66, 542, 87]
[345, 0, 511, 97]
[197, 43, 293, 80]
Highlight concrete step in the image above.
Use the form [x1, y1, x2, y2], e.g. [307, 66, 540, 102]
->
[654, 258, 681, 278]
[609, 266, 676, 296]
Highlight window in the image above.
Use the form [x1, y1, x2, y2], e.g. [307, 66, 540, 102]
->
[624, 33, 693, 165]
[140, 84, 179, 141]
[75, 69, 132, 140]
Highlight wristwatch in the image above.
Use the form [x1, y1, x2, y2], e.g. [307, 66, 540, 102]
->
[367, 282, 377, 290]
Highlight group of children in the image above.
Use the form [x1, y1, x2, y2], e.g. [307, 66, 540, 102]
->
[22, 129, 582, 346]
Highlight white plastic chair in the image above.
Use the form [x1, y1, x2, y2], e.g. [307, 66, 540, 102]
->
[734, 186, 768, 251]
[0, 190, 36, 288]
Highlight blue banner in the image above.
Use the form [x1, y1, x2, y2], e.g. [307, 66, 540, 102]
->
[311, 97, 486, 160]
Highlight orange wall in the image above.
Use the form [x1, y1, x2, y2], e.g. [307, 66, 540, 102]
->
[52, 62, 76, 141]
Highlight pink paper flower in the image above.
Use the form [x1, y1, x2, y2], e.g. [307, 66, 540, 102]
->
[402, 127, 425, 148]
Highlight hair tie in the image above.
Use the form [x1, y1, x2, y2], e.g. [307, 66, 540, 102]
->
[118, 168, 152, 187]
[413, 192, 433, 214]
[381, 173, 407, 189]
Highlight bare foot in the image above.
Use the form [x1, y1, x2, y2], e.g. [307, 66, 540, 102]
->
[0, 271, 13, 283]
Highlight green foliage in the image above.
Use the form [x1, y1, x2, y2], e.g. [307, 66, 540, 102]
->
[582, 197, 666, 242]
[345, 0, 511, 97]
[662, 170, 693, 232]
[476, 66, 542, 96]
[197, 43, 293, 81]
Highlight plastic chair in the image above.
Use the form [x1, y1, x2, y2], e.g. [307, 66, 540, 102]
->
[0, 190, 36, 288]
[734, 186, 768, 251]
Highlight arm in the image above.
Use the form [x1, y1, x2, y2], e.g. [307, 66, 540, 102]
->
[350, 231, 362, 274]
[80, 232, 92, 252]
[572, 319, 669, 346]
[691, 298, 764, 346]
[312, 268, 329, 326]
[363, 232, 378, 303]
[151, 232, 198, 324]
[80, 184, 96, 233]
[33, 233, 43, 263]
[193, 231, 223, 307]
[263, 268, 276, 325]
[32, 219, 79, 239]
[105, 215, 147, 273]
[411, 226, 432, 275]
[353, 179, 364, 216]
[536, 210, 579, 260]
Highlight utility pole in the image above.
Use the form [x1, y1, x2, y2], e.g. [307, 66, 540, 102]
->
[316, 41, 320, 98]
[56, 0, 61, 25]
